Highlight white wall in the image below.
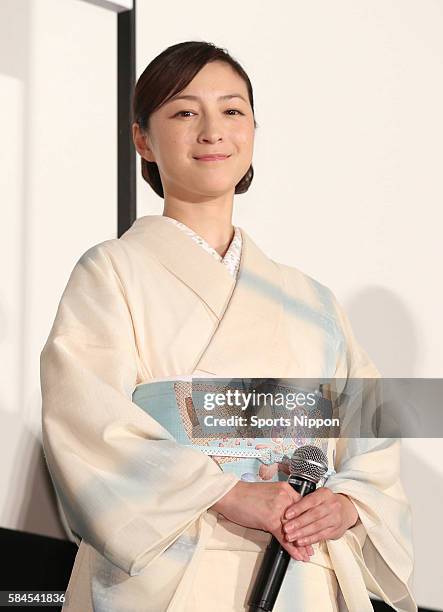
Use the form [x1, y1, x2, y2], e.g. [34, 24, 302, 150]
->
[0, 0, 441, 609]
[136, 1, 443, 609]
[0, 0, 117, 539]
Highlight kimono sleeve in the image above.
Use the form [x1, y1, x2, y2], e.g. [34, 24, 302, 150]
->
[40, 243, 239, 577]
[325, 294, 416, 612]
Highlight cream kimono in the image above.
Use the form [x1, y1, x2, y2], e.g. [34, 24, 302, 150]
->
[40, 214, 416, 612]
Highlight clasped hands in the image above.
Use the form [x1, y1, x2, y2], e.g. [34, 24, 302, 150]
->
[211, 481, 359, 563]
[280, 487, 359, 561]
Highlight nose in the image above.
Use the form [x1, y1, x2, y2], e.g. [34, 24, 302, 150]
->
[197, 114, 224, 144]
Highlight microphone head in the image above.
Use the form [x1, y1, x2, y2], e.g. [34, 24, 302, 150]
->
[290, 445, 328, 484]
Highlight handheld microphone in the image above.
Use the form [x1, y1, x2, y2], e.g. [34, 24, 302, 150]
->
[247, 445, 328, 612]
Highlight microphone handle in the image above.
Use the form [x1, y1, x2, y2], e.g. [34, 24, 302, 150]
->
[247, 477, 316, 611]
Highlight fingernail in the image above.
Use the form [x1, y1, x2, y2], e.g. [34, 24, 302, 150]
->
[286, 511, 295, 519]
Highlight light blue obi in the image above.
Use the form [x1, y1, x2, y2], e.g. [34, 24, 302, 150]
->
[132, 378, 331, 483]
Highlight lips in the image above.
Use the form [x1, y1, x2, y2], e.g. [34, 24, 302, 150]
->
[194, 154, 230, 161]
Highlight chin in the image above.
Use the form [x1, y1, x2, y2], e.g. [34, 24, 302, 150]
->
[192, 179, 236, 195]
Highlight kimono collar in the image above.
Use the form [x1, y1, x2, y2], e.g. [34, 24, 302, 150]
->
[125, 214, 280, 322]
[162, 215, 242, 279]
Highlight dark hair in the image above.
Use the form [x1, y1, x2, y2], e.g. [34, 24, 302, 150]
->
[132, 41, 258, 198]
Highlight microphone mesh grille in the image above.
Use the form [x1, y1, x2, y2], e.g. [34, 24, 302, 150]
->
[290, 445, 328, 483]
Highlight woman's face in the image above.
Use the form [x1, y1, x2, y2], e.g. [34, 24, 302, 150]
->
[133, 60, 255, 200]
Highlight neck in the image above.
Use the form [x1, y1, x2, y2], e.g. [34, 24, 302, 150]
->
[162, 196, 235, 257]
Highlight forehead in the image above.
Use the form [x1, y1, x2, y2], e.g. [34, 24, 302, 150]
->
[170, 61, 248, 101]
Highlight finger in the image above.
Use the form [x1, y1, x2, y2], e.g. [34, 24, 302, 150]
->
[285, 517, 332, 542]
[287, 542, 310, 562]
[276, 531, 310, 562]
[288, 489, 302, 505]
[283, 489, 327, 520]
[279, 539, 308, 562]
[297, 544, 313, 560]
[279, 529, 312, 561]
[294, 528, 334, 546]
[283, 505, 329, 534]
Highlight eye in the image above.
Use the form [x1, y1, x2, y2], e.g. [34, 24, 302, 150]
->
[174, 110, 196, 118]
[173, 109, 245, 118]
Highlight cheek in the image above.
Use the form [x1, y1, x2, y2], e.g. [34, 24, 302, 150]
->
[232, 125, 254, 151]
[157, 134, 188, 168]
[153, 121, 186, 153]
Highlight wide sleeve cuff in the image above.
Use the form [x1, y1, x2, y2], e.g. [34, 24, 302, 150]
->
[103, 471, 240, 576]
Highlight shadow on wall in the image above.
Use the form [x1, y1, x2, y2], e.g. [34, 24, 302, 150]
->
[345, 285, 419, 378]
[400, 440, 443, 609]
[1, 413, 67, 541]
[345, 286, 442, 610]
[0, 0, 29, 78]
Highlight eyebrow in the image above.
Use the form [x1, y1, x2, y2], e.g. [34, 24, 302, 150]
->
[166, 93, 248, 104]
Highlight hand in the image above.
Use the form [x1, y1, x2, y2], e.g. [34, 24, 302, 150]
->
[281, 488, 359, 546]
[211, 481, 315, 562]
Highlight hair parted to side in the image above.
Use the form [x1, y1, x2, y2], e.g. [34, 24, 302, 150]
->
[132, 41, 258, 198]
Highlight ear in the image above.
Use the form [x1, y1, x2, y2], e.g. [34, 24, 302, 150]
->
[132, 122, 156, 163]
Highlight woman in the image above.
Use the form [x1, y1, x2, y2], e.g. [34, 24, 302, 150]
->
[40, 41, 416, 611]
